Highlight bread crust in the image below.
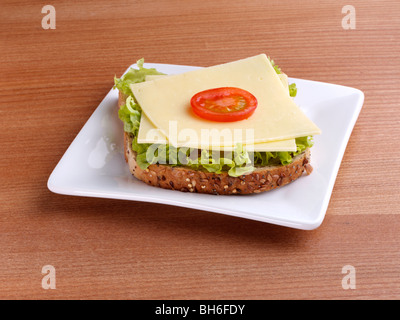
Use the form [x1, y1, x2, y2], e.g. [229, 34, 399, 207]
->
[119, 91, 313, 195]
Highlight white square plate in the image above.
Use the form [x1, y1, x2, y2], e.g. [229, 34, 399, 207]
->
[48, 62, 364, 230]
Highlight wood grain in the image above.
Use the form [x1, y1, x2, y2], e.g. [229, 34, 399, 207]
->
[1, 0, 399, 299]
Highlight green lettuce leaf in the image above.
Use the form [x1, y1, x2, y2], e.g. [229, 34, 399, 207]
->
[118, 95, 142, 136]
[289, 83, 297, 98]
[113, 58, 164, 96]
[294, 136, 314, 155]
[268, 56, 298, 98]
[268, 57, 282, 74]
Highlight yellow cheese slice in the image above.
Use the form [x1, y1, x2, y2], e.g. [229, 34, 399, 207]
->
[132, 54, 321, 148]
[145, 73, 291, 93]
[278, 73, 289, 92]
[138, 74, 297, 151]
[138, 114, 168, 143]
[145, 75, 166, 81]
[138, 112, 296, 151]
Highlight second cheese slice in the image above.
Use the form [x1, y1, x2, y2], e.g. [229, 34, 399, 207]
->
[138, 113, 297, 151]
[131, 54, 321, 148]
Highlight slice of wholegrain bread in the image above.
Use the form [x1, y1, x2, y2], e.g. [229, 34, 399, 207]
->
[119, 91, 313, 195]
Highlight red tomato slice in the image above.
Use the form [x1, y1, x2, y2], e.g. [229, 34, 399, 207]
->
[190, 87, 257, 122]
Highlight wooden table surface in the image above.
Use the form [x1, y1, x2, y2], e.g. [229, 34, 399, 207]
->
[1, 0, 399, 300]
